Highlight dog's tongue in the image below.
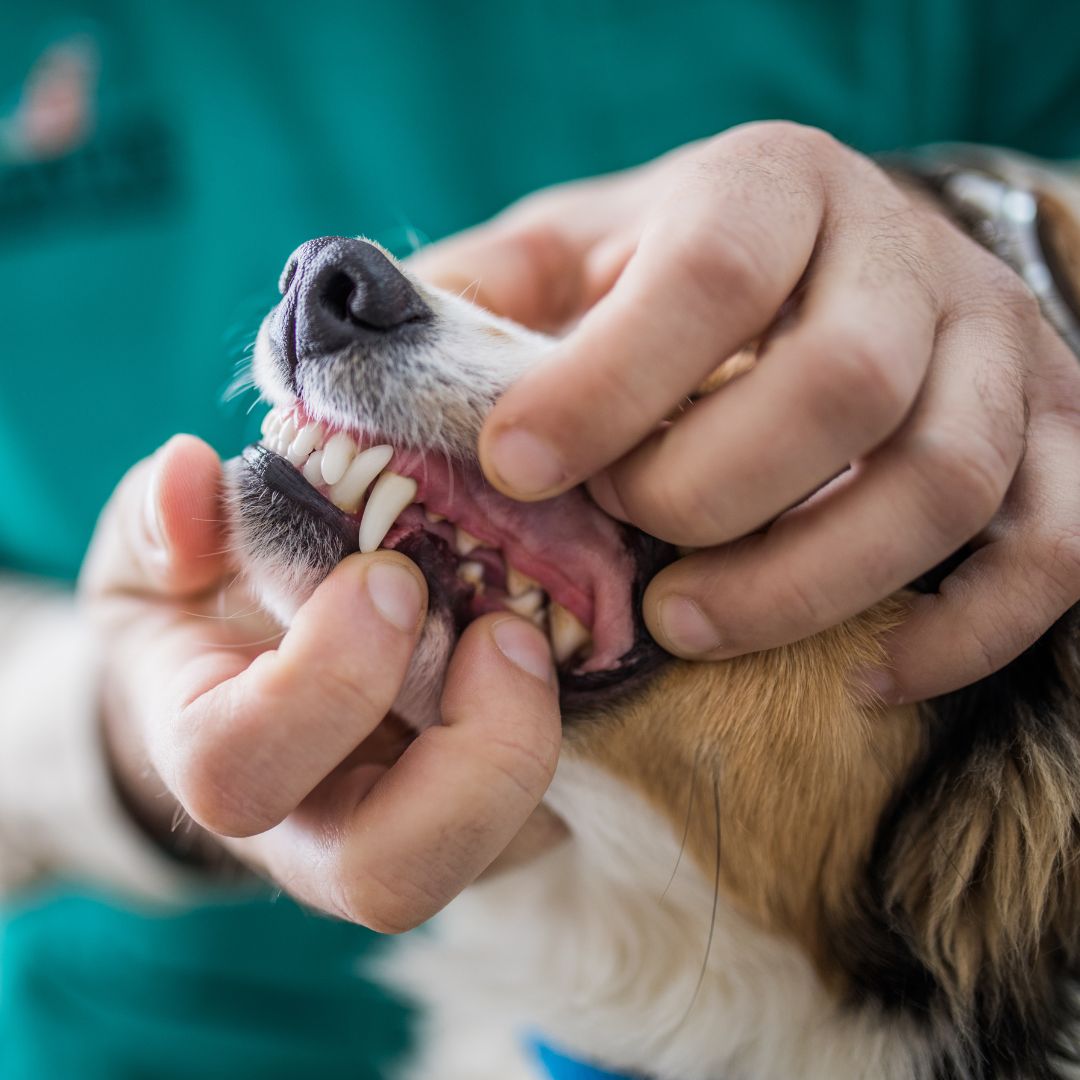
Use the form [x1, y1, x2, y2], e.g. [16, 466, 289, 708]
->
[386, 449, 641, 672]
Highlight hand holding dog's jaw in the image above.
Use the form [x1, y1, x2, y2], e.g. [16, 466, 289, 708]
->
[83, 435, 563, 931]
[416, 121, 1080, 703]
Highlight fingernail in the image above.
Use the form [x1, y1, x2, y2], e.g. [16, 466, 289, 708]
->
[489, 428, 565, 496]
[367, 562, 423, 631]
[494, 617, 554, 682]
[658, 596, 722, 656]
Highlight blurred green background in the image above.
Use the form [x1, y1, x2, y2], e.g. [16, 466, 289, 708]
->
[1, 2, 1077, 1077]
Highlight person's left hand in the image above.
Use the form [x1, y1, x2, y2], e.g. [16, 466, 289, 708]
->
[411, 122, 1080, 702]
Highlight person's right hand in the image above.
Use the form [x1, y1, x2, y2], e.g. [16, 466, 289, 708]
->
[80, 435, 561, 932]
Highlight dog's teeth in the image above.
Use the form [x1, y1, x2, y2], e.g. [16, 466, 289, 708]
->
[506, 567, 539, 597]
[287, 422, 324, 465]
[455, 528, 482, 555]
[504, 588, 545, 617]
[302, 449, 325, 485]
[457, 561, 485, 588]
[358, 471, 417, 553]
[530, 608, 548, 629]
[260, 410, 281, 439]
[320, 432, 356, 486]
[277, 414, 298, 454]
[549, 603, 592, 665]
[425, 509, 446, 523]
[328, 444, 393, 513]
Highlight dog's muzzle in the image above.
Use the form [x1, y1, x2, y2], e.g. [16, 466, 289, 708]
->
[272, 237, 433, 383]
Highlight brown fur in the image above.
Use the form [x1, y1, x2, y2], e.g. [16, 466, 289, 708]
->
[571, 602, 924, 985]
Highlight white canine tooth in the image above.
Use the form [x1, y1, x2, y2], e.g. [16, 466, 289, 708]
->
[358, 471, 417, 553]
[549, 602, 592, 665]
[287, 422, 324, 465]
[503, 588, 545, 617]
[457, 561, 485, 587]
[328, 444, 394, 513]
[455, 527, 482, 555]
[320, 432, 356, 486]
[425, 509, 446, 523]
[302, 449, 325, 485]
[506, 567, 539, 597]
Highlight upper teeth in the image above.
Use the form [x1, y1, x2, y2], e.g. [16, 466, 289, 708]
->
[359, 471, 418, 553]
[257, 408, 597, 667]
[549, 602, 592, 665]
[320, 432, 357, 486]
[455, 528, 482, 555]
[506, 567, 539, 597]
[287, 422, 324, 465]
[329, 444, 394, 513]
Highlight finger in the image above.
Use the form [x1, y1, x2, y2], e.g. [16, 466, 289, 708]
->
[408, 221, 588, 331]
[479, 138, 826, 500]
[249, 614, 559, 932]
[644, 312, 1028, 658]
[876, 416, 1080, 702]
[589, 213, 937, 546]
[80, 434, 225, 599]
[161, 552, 428, 839]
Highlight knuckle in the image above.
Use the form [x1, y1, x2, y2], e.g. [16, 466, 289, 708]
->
[774, 567, 838, 635]
[172, 705, 282, 838]
[810, 329, 915, 437]
[669, 221, 772, 323]
[905, 425, 1011, 539]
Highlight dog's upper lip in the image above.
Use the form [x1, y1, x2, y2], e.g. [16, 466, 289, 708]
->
[236, 439, 678, 707]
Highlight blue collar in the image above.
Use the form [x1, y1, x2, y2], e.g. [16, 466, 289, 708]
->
[529, 1036, 647, 1080]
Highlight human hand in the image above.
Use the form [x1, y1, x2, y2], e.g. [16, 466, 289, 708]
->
[412, 123, 1080, 702]
[80, 435, 561, 931]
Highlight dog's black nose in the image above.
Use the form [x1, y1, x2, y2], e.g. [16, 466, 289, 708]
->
[280, 236, 431, 361]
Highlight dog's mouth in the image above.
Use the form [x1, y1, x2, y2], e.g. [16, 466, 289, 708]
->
[242, 404, 675, 705]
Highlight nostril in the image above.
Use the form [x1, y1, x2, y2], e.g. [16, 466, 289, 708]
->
[320, 270, 356, 326]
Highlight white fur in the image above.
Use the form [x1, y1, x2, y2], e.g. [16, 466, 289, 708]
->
[386, 757, 936, 1080]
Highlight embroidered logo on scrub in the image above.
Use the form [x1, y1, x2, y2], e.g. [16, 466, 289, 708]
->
[0, 31, 177, 237]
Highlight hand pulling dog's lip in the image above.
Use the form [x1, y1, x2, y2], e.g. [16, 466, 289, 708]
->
[236, 428, 677, 712]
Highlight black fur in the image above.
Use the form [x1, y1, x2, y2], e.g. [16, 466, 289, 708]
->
[832, 607, 1080, 1078]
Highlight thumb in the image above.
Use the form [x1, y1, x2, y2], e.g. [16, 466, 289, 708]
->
[407, 222, 587, 332]
[81, 434, 226, 600]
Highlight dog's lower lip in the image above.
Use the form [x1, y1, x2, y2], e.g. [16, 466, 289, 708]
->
[236, 438, 679, 700]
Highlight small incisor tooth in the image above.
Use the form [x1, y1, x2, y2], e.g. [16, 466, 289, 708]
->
[425, 509, 446, 523]
[358, 471, 417, 553]
[320, 432, 356, 486]
[328, 444, 393, 513]
[457, 561, 485, 587]
[260, 410, 282, 438]
[287, 422, 324, 465]
[504, 588, 545, 617]
[506, 566, 539, 597]
[455, 527, 482, 555]
[277, 414, 298, 453]
[302, 449, 325, 485]
[549, 602, 592, 665]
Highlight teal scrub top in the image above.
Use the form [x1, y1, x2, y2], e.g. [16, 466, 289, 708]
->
[2, 2, 1078, 1077]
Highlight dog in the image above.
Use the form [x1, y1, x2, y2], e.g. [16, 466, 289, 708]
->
[227, 235, 1080, 1080]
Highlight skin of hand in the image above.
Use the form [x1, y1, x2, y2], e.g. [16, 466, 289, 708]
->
[410, 121, 1080, 703]
[80, 435, 563, 932]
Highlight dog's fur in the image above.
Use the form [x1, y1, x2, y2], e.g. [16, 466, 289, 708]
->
[231, 240, 1080, 1080]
